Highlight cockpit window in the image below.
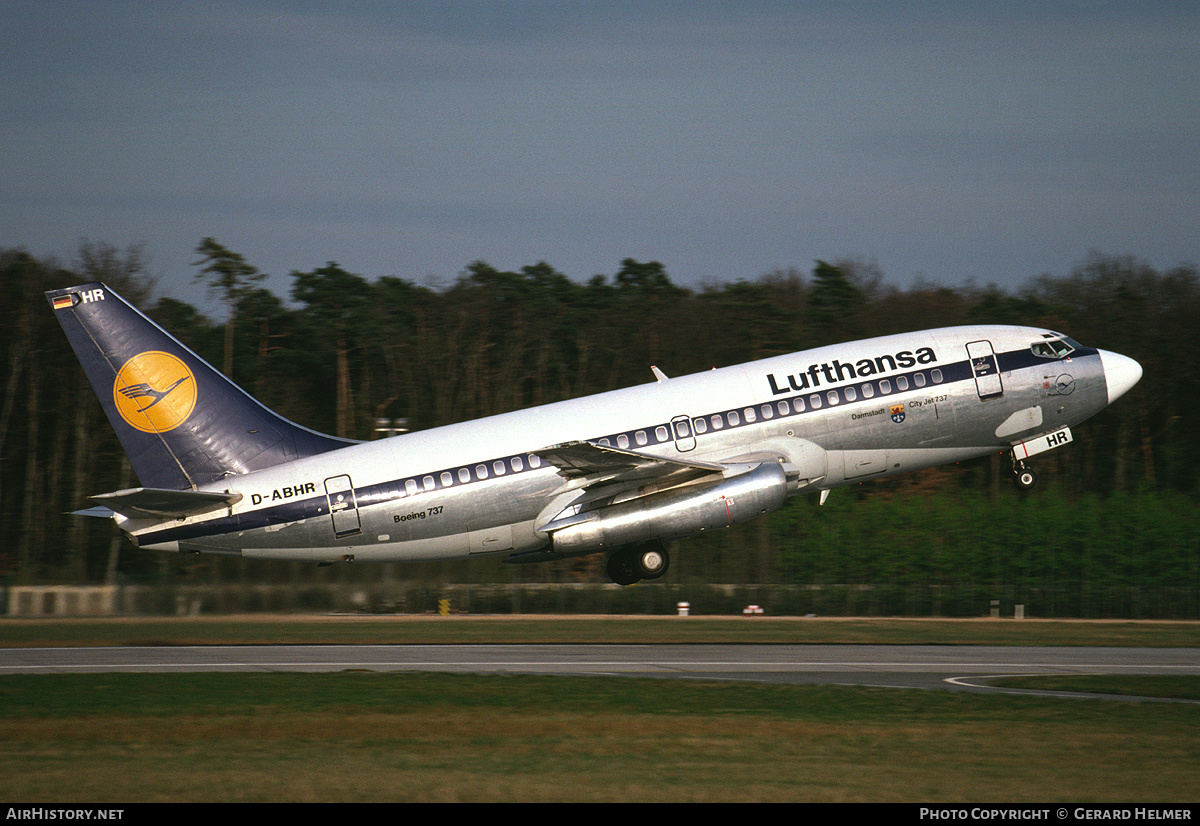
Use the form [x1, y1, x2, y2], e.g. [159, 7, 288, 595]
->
[1031, 336, 1076, 358]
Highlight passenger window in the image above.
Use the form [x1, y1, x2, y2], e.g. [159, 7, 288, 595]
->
[744, 407, 756, 423]
[617, 434, 630, 448]
[914, 372, 926, 388]
[777, 400, 790, 415]
[458, 468, 471, 484]
[655, 426, 668, 441]
[727, 411, 740, 426]
[897, 376, 909, 391]
[441, 471, 453, 486]
[476, 464, 488, 480]
[493, 460, 506, 475]
[405, 479, 418, 496]
[880, 380, 891, 394]
[528, 454, 541, 469]
[694, 418, 707, 434]
[423, 475, 436, 491]
[844, 386, 857, 402]
[635, 430, 648, 446]
[761, 404, 773, 419]
[511, 456, 524, 472]
[793, 397, 804, 412]
[710, 415, 723, 430]
[862, 383, 875, 398]
[826, 390, 839, 405]
[809, 394, 822, 409]
[932, 369, 943, 383]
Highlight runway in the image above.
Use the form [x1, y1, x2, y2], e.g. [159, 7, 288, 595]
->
[2, 644, 1197, 697]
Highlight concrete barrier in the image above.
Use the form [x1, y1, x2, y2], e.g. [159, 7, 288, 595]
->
[7, 586, 119, 617]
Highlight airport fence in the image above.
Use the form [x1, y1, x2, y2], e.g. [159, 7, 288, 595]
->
[4, 582, 1198, 619]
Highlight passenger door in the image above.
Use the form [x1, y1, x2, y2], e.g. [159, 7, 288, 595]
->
[966, 340, 1004, 400]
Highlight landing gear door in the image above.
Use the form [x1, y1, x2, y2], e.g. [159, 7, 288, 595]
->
[966, 340, 1004, 400]
[324, 475, 362, 538]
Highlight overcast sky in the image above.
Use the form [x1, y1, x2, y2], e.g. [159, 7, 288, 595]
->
[4, 0, 1198, 311]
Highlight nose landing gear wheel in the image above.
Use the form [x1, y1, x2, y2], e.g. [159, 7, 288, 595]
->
[1013, 461, 1037, 491]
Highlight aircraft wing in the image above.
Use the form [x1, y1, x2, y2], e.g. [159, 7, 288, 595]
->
[534, 440, 725, 490]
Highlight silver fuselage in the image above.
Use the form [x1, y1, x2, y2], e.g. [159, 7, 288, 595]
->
[123, 324, 1125, 563]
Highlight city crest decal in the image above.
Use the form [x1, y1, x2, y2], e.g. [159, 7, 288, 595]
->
[890, 404, 906, 424]
[112, 351, 197, 433]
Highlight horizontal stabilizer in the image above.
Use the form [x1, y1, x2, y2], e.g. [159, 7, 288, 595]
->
[87, 487, 243, 519]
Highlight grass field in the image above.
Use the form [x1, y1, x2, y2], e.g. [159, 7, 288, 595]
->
[2, 616, 1198, 803]
[3, 614, 1199, 647]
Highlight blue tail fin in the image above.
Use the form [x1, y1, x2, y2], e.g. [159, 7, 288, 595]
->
[47, 282, 354, 491]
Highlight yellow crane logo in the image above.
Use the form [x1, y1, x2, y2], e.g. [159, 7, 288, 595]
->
[112, 351, 197, 433]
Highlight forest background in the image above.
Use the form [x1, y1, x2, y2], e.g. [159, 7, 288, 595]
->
[2, 241, 1197, 617]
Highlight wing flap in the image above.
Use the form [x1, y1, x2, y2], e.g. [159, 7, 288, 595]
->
[534, 440, 723, 488]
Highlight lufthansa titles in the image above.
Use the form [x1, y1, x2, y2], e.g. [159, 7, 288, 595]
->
[766, 347, 937, 396]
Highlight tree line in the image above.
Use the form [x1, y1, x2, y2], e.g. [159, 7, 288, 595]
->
[1, 241, 1197, 611]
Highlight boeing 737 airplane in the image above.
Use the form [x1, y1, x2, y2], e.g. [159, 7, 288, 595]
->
[48, 282, 1142, 585]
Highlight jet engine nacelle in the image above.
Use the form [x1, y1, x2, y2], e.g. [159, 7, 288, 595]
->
[547, 462, 789, 553]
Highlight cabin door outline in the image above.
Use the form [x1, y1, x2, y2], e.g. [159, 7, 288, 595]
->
[966, 340, 1004, 400]
[324, 474, 362, 538]
[672, 414, 697, 452]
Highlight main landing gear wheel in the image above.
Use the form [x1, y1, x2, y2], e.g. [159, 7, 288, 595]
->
[635, 542, 669, 580]
[606, 551, 641, 586]
[605, 541, 670, 586]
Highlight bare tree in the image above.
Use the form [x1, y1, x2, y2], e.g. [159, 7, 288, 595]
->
[193, 237, 264, 377]
[75, 239, 155, 305]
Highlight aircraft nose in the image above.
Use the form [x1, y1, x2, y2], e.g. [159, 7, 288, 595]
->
[1098, 350, 1142, 405]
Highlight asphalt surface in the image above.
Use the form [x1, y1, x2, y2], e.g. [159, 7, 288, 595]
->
[2, 643, 1197, 698]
